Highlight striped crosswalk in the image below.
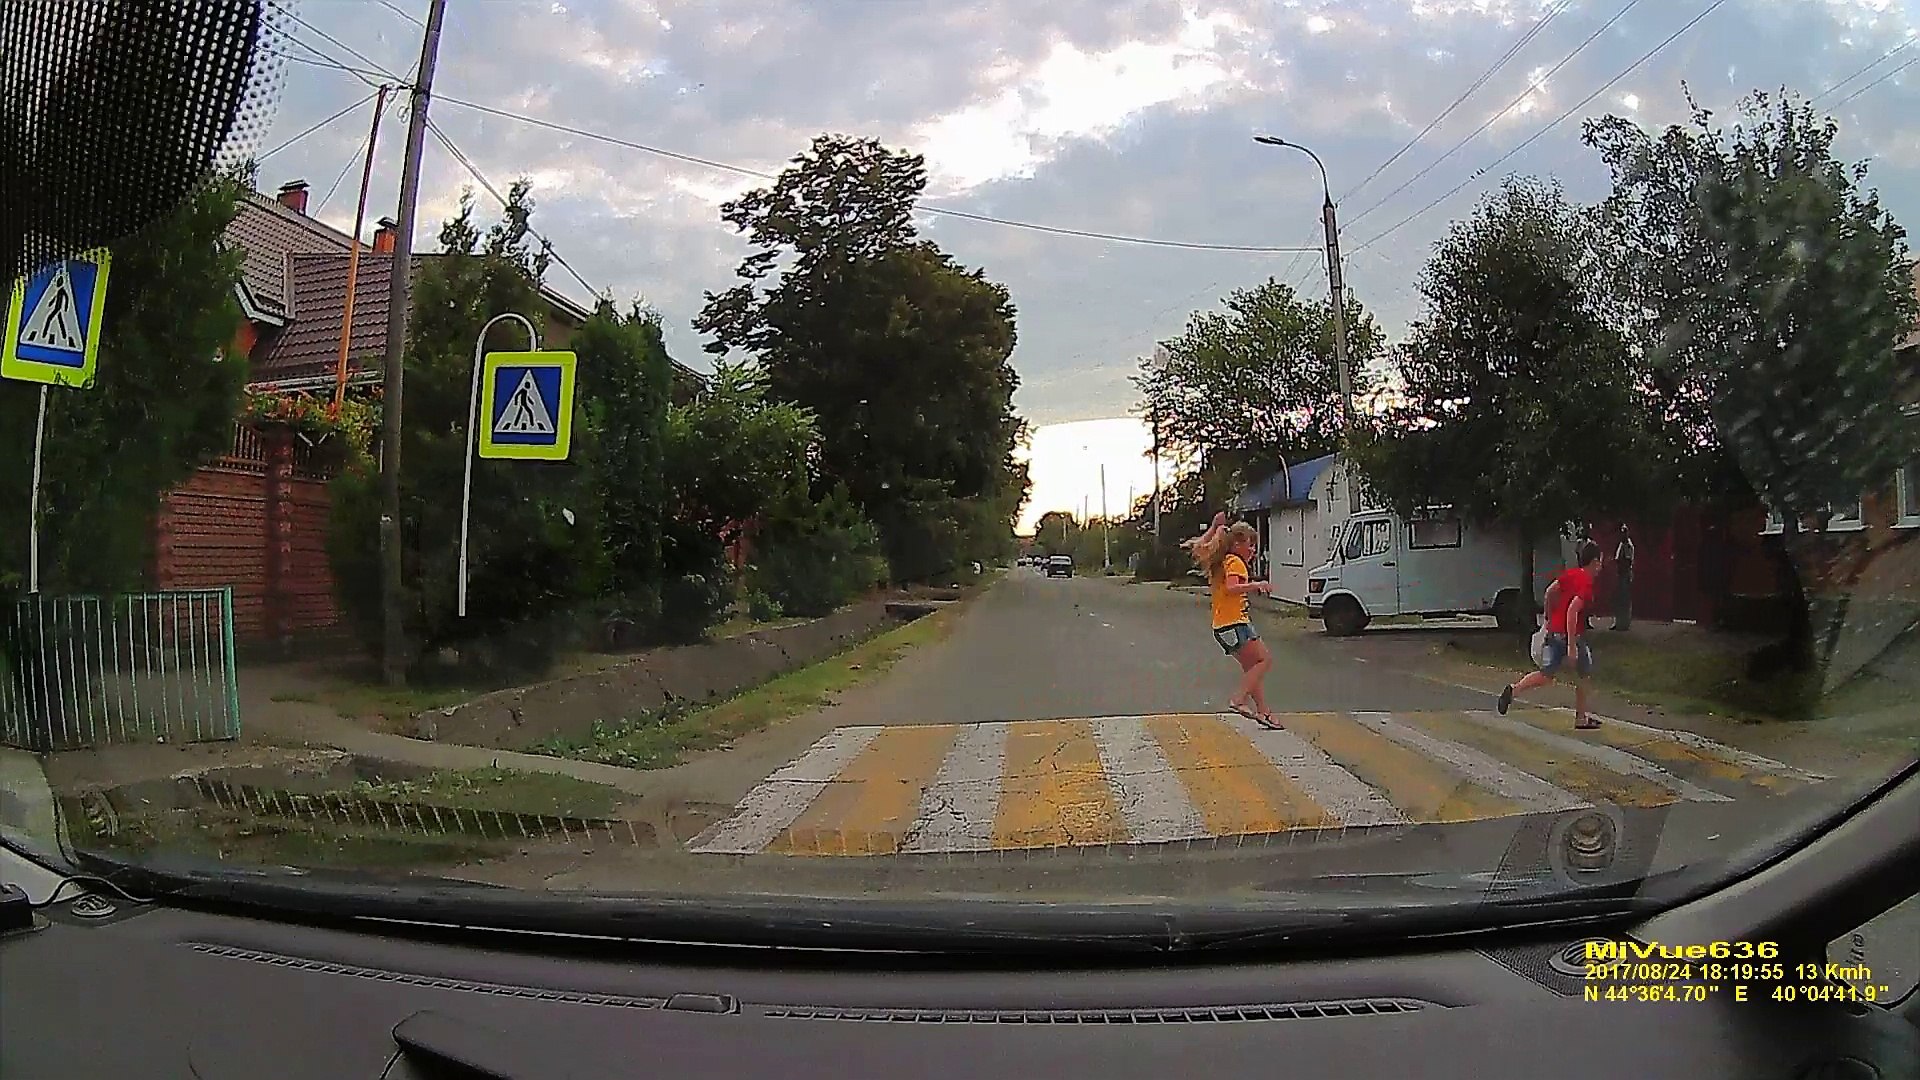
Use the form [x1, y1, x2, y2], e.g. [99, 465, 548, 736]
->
[688, 710, 1829, 856]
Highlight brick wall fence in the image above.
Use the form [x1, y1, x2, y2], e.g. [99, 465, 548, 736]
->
[152, 424, 345, 652]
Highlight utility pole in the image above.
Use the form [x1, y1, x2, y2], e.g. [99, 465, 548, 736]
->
[1150, 345, 1167, 541]
[1324, 196, 1355, 425]
[1100, 463, 1110, 571]
[1253, 136, 1354, 425]
[332, 84, 391, 412]
[379, 0, 447, 687]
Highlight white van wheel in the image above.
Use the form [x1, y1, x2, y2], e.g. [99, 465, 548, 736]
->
[1494, 590, 1528, 633]
[1323, 597, 1369, 636]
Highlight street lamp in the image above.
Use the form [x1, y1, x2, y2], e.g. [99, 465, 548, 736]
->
[1254, 135, 1354, 426]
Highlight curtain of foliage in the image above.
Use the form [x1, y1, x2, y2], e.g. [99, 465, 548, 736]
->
[0, 176, 247, 595]
[329, 184, 606, 677]
[693, 134, 1027, 581]
[575, 298, 672, 629]
[1134, 277, 1382, 482]
[658, 362, 816, 640]
[1348, 176, 1650, 621]
[751, 484, 887, 617]
[1586, 91, 1917, 678]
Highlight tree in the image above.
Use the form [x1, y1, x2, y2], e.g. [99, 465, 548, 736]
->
[1135, 278, 1383, 484]
[658, 362, 816, 640]
[693, 134, 1027, 580]
[576, 299, 673, 611]
[1587, 91, 1918, 674]
[0, 176, 248, 594]
[1349, 177, 1649, 625]
[1033, 511, 1077, 556]
[329, 184, 603, 676]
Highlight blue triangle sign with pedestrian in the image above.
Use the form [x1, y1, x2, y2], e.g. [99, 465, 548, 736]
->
[479, 350, 576, 460]
[4, 248, 112, 388]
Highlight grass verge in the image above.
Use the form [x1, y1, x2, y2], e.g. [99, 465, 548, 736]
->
[1436, 629, 1911, 722]
[531, 609, 959, 770]
[351, 766, 627, 818]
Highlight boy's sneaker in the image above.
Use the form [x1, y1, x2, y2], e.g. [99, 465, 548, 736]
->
[1497, 685, 1514, 715]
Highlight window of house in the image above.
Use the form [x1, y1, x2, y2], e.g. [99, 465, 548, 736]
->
[1898, 464, 1920, 528]
[1827, 499, 1866, 531]
[1408, 514, 1462, 549]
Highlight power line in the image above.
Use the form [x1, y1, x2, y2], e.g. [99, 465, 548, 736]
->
[375, 0, 426, 29]
[1340, 0, 1575, 204]
[423, 117, 604, 300]
[1834, 51, 1920, 106]
[267, 0, 400, 81]
[432, 94, 1321, 253]
[317, 91, 404, 216]
[270, 37, 392, 88]
[257, 88, 380, 162]
[1345, 0, 1646, 229]
[1354, 0, 1731, 255]
[1813, 33, 1917, 103]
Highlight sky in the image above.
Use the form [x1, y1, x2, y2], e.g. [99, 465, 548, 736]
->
[250, 0, 1920, 525]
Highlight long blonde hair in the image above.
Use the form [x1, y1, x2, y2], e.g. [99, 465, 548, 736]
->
[1187, 521, 1257, 578]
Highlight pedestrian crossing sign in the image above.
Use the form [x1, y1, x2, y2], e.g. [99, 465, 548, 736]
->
[479, 350, 576, 460]
[3, 249, 111, 388]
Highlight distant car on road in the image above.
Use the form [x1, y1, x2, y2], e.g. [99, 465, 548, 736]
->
[1045, 554, 1074, 578]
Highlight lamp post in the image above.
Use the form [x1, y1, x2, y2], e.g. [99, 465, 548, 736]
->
[1253, 135, 1354, 425]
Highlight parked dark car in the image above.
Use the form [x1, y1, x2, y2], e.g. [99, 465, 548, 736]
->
[1045, 555, 1074, 578]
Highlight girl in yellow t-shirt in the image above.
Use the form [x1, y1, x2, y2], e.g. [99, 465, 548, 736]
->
[1185, 512, 1280, 729]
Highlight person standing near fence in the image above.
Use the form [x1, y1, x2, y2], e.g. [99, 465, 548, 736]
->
[1613, 525, 1635, 631]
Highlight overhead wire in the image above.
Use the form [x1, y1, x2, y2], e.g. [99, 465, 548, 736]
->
[1812, 33, 1917, 103]
[1353, 0, 1731, 254]
[432, 94, 1319, 253]
[1345, 0, 1647, 229]
[316, 88, 405, 216]
[256, 87, 380, 162]
[267, 0, 401, 81]
[1833, 51, 1920, 106]
[374, 0, 426, 29]
[1339, 0, 1576, 204]
[423, 116, 604, 300]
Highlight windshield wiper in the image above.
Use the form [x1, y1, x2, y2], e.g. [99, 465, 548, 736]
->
[56, 846, 1667, 958]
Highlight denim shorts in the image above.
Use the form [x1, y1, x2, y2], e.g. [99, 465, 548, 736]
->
[1541, 632, 1593, 676]
[1213, 621, 1259, 655]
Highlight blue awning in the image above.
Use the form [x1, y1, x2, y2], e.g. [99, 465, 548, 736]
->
[1233, 454, 1337, 512]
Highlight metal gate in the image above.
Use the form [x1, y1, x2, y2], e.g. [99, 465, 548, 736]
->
[1, 589, 241, 751]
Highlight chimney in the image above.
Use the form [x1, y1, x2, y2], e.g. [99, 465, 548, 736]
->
[275, 179, 309, 215]
[372, 215, 398, 254]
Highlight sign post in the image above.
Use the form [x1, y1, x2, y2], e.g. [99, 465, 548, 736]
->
[5, 249, 112, 593]
[458, 316, 577, 617]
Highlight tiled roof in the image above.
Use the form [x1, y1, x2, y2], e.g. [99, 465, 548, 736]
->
[251, 252, 413, 386]
[222, 192, 355, 319]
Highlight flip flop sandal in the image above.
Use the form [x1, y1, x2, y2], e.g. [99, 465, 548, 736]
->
[1227, 702, 1260, 721]
[1574, 718, 1601, 730]
[1256, 714, 1285, 731]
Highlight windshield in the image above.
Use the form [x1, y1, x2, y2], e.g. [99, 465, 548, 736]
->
[3, 0, 1917, 945]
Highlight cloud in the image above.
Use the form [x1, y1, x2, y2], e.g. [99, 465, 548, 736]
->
[252, 0, 1920, 426]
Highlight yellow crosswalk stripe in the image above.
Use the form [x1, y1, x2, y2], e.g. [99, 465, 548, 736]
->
[1148, 714, 1335, 833]
[993, 718, 1127, 849]
[1281, 711, 1526, 823]
[770, 724, 961, 855]
[1502, 708, 1807, 796]
[1402, 711, 1679, 808]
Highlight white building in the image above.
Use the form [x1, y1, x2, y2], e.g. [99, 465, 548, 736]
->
[1232, 454, 1381, 605]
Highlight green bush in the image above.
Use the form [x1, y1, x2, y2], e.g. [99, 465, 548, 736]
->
[754, 486, 886, 617]
[745, 589, 783, 622]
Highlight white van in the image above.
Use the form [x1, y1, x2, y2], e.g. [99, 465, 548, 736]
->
[1306, 508, 1572, 635]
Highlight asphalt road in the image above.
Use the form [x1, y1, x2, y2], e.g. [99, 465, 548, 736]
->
[837, 567, 1492, 723]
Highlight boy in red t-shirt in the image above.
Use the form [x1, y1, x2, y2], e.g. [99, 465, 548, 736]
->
[1497, 541, 1603, 730]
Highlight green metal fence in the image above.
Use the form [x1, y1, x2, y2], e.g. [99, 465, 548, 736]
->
[1, 589, 241, 751]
